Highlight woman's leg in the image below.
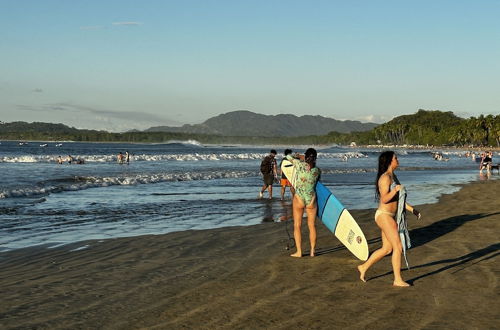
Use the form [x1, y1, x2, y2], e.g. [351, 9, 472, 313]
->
[375, 214, 408, 286]
[357, 229, 392, 282]
[291, 195, 305, 257]
[305, 198, 317, 256]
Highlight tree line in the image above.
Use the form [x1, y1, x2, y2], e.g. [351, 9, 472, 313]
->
[1, 110, 499, 147]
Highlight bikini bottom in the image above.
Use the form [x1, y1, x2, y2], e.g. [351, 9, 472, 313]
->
[375, 209, 395, 221]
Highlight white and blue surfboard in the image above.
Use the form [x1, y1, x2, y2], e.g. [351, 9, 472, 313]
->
[316, 182, 369, 260]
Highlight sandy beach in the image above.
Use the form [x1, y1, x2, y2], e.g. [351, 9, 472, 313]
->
[1, 179, 499, 329]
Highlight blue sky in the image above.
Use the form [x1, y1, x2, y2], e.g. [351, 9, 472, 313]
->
[1, 1, 499, 131]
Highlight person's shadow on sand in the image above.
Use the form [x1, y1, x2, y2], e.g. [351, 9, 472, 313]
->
[405, 242, 500, 284]
[410, 212, 500, 249]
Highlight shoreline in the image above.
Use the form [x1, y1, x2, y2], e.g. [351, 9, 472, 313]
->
[1, 179, 499, 329]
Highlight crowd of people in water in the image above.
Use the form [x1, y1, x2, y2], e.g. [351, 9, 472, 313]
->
[56, 155, 85, 165]
[55, 151, 132, 165]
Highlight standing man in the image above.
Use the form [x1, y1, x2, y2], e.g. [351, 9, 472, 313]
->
[117, 152, 124, 164]
[259, 149, 278, 199]
[279, 149, 295, 200]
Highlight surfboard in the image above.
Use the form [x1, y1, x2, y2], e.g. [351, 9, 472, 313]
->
[281, 158, 369, 261]
[280, 159, 297, 187]
[315, 182, 369, 260]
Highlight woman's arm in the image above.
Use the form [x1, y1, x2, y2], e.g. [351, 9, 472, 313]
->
[405, 202, 421, 219]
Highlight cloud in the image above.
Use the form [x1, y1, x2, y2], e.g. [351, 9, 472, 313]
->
[355, 114, 394, 124]
[112, 22, 142, 26]
[15, 103, 181, 131]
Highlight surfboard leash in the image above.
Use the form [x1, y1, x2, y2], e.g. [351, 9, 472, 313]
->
[285, 219, 295, 250]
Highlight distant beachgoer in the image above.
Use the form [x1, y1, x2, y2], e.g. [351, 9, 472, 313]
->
[286, 148, 321, 258]
[117, 152, 124, 164]
[67, 155, 74, 164]
[57, 156, 63, 164]
[357, 151, 421, 287]
[125, 151, 130, 165]
[279, 149, 295, 200]
[480, 151, 493, 173]
[259, 150, 278, 199]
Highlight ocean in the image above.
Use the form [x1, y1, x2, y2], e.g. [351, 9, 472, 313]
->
[0, 140, 494, 252]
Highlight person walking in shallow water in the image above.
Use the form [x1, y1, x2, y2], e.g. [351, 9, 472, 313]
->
[286, 148, 321, 257]
[357, 151, 421, 287]
[259, 150, 278, 199]
[279, 149, 295, 200]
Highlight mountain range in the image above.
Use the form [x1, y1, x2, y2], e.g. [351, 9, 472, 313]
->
[144, 110, 378, 137]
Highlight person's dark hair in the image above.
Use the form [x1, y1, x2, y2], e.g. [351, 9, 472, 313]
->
[270, 149, 277, 155]
[284, 148, 292, 156]
[305, 148, 317, 168]
[375, 151, 395, 200]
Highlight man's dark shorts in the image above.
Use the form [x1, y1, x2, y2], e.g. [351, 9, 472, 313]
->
[263, 173, 274, 185]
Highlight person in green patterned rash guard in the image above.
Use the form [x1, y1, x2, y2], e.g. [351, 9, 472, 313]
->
[286, 148, 321, 257]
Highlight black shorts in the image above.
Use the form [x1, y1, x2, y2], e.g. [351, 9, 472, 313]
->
[263, 173, 274, 185]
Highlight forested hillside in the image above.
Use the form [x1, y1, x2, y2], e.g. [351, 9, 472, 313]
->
[145, 110, 378, 136]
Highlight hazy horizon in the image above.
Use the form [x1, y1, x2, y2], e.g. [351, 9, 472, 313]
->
[1, 1, 499, 132]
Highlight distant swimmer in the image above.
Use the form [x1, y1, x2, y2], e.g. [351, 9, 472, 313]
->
[57, 156, 63, 164]
[125, 151, 130, 165]
[67, 155, 74, 164]
[117, 152, 124, 164]
[480, 151, 493, 173]
[357, 151, 421, 287]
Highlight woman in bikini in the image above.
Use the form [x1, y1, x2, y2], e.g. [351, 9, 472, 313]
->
[357, 151, 421, 287]
[286, 148, 321, 257]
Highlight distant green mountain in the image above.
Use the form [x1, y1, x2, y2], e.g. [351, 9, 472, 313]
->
[1, 110, 498, 146]
[144, 110, 378, 137]
[0, 121, 83, 134]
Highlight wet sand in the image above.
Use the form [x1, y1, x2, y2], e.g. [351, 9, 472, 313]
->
[1, 179, 499, 329]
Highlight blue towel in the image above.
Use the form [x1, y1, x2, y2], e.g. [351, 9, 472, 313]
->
[394, 175, 411, 269]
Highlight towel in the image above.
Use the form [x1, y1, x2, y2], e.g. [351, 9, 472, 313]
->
[394, 174, 411, 269]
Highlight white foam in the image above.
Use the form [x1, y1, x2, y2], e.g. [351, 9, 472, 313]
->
[0, 151, 372, 163]
[0, 170, 255, 199]
[165, 139, 203, 146]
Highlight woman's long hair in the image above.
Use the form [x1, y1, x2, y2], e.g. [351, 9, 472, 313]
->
[375, 151, 395, 200]
[305, 148, 317, 168]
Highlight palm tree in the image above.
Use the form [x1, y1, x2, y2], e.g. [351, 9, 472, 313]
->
[492, 115, 500, 147]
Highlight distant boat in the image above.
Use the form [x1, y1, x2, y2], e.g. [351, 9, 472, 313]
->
[40, 143, 48, 147]
[19, 142, 28, 146]
[55, 143, 63, 147]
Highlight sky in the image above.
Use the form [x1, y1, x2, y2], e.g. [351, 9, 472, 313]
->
[1, 1, 499, 132]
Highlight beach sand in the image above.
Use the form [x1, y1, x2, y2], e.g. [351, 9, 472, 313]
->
[1, 179, 499, 329]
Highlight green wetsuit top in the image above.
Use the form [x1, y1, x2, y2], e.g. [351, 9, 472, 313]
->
[286, 154, 321, 205]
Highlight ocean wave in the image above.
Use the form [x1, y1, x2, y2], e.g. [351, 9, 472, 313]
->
[0, 152, 369, 163]
[0, 152, 368, 163]
[164, 139, 203, 146]
[0, 170, 256, 199]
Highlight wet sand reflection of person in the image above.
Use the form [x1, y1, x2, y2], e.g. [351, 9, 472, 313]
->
[261, 199, 274, 223]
